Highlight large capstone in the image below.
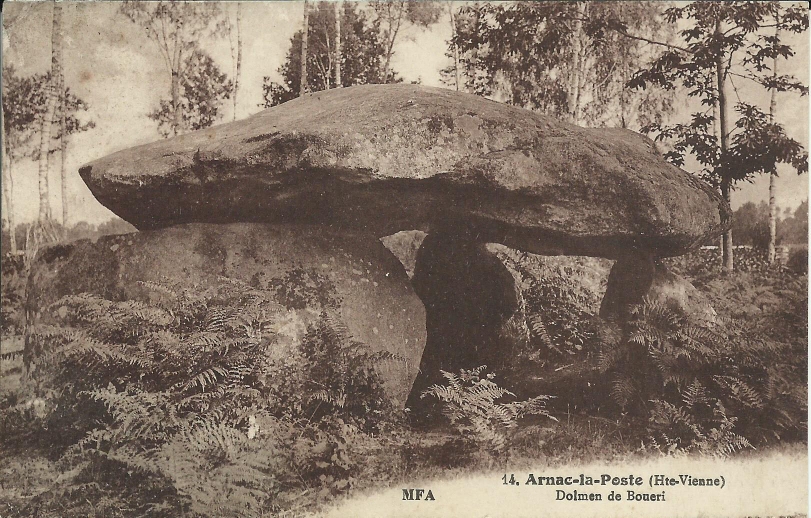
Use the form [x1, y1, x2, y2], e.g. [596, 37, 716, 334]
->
[26, 223, 426, 408]
[79, 84, 729, 260]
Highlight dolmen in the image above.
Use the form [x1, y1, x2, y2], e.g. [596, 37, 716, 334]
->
[28, 84, 730, 408]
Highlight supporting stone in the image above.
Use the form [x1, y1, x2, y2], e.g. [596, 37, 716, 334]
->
[600, 251, 716, 323]
[599, 251, 656, 319]
[26, 223, 426, 409]
[407, 232, 519, 407]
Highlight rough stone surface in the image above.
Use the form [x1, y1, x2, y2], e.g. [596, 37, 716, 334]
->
[600, 254, 716, 322]
[600, 252, 656, 319]
[646, 265, 718, 323]
[26, 223, 426, 407]
[407, 232, 519, 405]
[80, 84, 729, 260]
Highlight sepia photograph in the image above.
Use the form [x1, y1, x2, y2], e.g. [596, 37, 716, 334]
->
[0, 1, 808, 517]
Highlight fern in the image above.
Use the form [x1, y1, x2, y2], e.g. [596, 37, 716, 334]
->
[23, 274, 404, 514]
[607, 297, 804, 455]
[422, 366, 556, 453]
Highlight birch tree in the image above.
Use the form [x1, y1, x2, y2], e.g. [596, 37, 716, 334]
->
[335, 1, 342, 88]
[120, 1, 224, 136]
[767, 9, 782, 264]
[226, 3, 243, 120]
[445, 2, 671, 129]
[262, 2, 390, 107]
[2, 66, 92, 250]
[36, 2, 62, 223]
[371, 1, 441, 82]
[301, 0, 310, 95]
[628, 2, 808, 271]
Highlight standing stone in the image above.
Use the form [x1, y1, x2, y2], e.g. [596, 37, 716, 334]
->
[26, 223, 426, 408]
[600, 253, 716, 322]
[408, 232, 519, 405]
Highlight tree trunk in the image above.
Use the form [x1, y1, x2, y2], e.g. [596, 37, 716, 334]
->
[712, 60, 722, 254]
[716, 20, 733, 272]
[471, 7, 481, 94]
[60, 87, 68, 228]
[58, 9, 68, 229]
[569, 2, 585, 125]
[171, 34, 183, 136]
[300, 0, 309, 95]
[767, 21, 780, 264]
[0, 43, 16, 253]
[448, 3, 460, 91]
[37, 2, 62, 224]
[1, 146, 16, 254]
[233, 3, 242, 120]
[382, 5, 403, 83]
[335, 1, 342, 88]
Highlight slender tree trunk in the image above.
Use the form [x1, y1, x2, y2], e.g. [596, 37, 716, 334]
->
[2, 151, 17, 254]
[60, 88, 68, 228]
[171, 34, 183, 135]
[37, 2, 62, 224]
[471, 7, 481, 94]
[382, 6, 403, 82]
[300, 0, 309, 95]
[335, 1, 342, 88]
[619, 58, 629, 128]
[712, 62, 722, 254]
[233, 3, 242, 120]
[716, 20, 733, 272]
[767, 21, 780, 264]
[0, 38, 16, 253]
[448, 3, 460, 92]
[57, 7, 68, 229]
[568, 2, 585, 125]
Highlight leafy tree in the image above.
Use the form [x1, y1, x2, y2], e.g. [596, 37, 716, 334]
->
[626, 2, 808, 270]
[371, 1, 442, 80]
[262, 2, 392, 107]
[2, 65, 45, 253]
[445, 1, 674, 129]
[2, 64, 93, 252]
[53, 81, 96, 227]
[149, 49, 233, 138]
[120, 0, 228, 136]
[732, 201, 770, 249]
[777, 200, 808, 245]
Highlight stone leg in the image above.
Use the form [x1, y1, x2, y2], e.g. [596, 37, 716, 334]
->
[599, 251, 656, 319]
[407, 232, 519, 408]
[600, 252, 716, 323]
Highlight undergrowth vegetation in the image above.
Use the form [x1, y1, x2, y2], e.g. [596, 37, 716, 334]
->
[2, 278, 401, 517]
[422, 366, 556, 454]
[0, 246, 806, 516]
[497, 247, 806, 457]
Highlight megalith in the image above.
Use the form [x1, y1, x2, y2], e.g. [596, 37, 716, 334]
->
[409, 232, 519, 398]
[79, 84, 728, 260]
[62, 84, 731, 405]
[600, 254, 717, 322]
[26, 223, 426, 408]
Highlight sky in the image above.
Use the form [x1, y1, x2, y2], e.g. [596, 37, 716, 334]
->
[1, 1, 809, 227]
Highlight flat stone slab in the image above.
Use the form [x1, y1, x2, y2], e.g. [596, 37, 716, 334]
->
[79, 84, 729, 259]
